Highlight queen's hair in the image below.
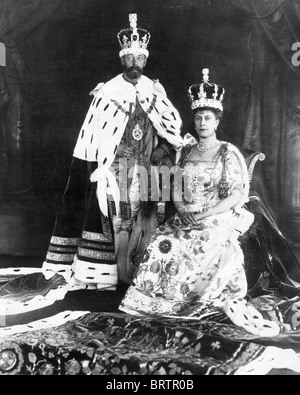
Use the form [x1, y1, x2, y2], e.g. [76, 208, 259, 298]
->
[192, 106, 223, 122]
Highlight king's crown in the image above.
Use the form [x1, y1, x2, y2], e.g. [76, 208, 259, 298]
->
[117, 14, 151, 58]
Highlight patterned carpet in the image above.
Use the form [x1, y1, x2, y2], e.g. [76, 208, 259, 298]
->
[0, 255, 300, 376]
[1, 309, 300, 376]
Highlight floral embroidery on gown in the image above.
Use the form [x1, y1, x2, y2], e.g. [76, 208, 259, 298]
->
[119, 142, 280, 337]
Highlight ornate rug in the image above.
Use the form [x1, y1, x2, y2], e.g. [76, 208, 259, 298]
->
[0, 267, 300, 376]
[0, 309, 300, 375]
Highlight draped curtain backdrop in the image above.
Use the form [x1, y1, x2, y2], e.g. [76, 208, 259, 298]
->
[0, 0, 61, 194]
[0, 0, 99, 256]
[231, 0, 300, 244]
[0, 0, 96, 196]
[0, 0, 299, 253]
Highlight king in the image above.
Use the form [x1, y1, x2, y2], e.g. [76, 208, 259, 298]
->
[42, 14, 184, 290]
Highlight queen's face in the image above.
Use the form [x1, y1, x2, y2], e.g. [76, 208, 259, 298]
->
[194, 109, 219, 139]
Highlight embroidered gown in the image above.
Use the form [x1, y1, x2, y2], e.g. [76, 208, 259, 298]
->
[119, 141, 280, 337]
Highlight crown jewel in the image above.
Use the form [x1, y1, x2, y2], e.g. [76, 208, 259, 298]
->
[117, 14, 151, 58]
[188, 68, 225, 111]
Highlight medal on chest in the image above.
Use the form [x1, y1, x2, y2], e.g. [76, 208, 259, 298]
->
[132, 123, 143, 141]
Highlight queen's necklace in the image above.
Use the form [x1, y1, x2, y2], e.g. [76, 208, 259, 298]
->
[197, 136, 220, 153]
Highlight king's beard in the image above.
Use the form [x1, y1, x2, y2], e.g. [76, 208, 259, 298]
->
[124, 66, 143, 81]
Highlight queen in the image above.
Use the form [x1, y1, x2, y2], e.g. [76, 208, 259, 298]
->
[119, 68, 280, 337]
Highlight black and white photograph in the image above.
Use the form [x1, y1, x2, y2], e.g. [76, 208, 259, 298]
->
[0, 0, 300, 377]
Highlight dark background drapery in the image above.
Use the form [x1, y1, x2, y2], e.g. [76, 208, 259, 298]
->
[0, 0, 299, 257]
[231, 0, 300, 243]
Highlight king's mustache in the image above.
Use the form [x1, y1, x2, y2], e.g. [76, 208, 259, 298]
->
[126, 65, 143, 74]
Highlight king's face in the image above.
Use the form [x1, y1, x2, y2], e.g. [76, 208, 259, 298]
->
[121, 52, 147, 82]
[122, 53, 147, 69]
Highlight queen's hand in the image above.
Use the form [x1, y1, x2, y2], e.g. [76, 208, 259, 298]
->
[194, 207, 215, 221]
[177, 206, 197, 225]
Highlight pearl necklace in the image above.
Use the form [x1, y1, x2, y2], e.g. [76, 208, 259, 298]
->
[196, 136, 220, 153]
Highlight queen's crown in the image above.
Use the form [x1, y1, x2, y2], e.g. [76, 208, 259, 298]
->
[188, 68, 225, 111]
